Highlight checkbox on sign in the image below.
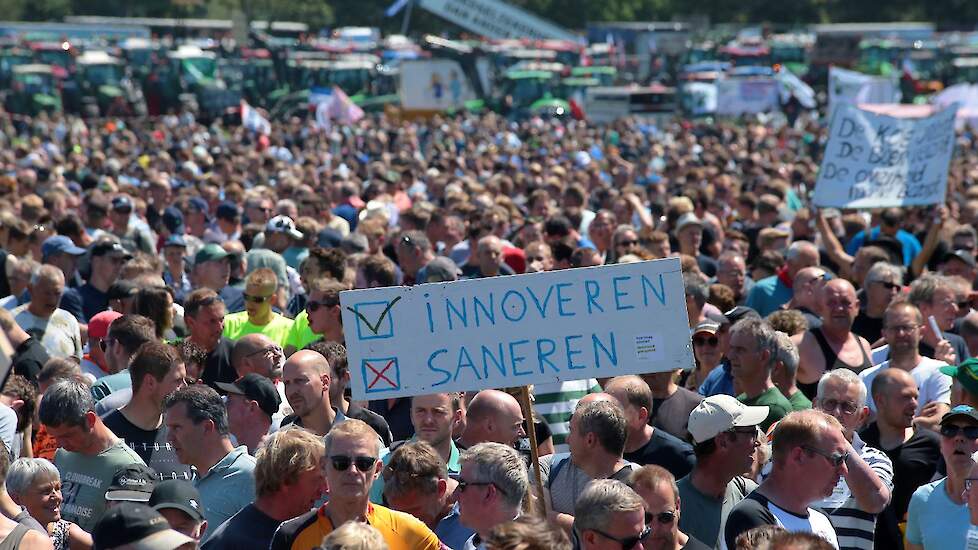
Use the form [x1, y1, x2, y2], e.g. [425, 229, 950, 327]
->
[361, 357, 400, 394]
[348, 297, 400, 340]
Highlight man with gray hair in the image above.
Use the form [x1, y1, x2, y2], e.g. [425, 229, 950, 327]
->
[540, 393, 637, 532]
[771, 331, 811, 411]
[812, 369, 893, 550]
[574, 479, 650, 550]
[852, 262, 904, 344]
[746, 240, 820, 316]
[728, 319, 792, 431]
[39, 379, 145, 532]
[907, 273, 971, 363]
[457, 442, 528, 549]
[13, 264, 81, 360]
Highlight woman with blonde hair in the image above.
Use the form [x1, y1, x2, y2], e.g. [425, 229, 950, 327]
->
[320, 521, 388, 550]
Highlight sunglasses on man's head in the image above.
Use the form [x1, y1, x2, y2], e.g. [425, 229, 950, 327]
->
[329, 455, 376, 472]
[940, 424, 978, 440]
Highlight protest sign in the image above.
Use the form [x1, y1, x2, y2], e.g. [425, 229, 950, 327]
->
[341, 257, 693, 400]
[813, 102, 957, 209]
[829, 67, 900, 111]
[716, 78, 780, 116]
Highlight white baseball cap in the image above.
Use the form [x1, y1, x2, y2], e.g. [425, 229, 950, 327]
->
[688, 395, 769, 444]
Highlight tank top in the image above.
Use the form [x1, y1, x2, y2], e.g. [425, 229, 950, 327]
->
[798, 328, 874, 400]
[0, 523, 29, 550]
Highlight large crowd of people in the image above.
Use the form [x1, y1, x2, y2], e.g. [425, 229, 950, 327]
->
[0, 105, 973, 550]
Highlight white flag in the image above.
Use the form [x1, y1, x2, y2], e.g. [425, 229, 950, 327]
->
[240, 100, 271, 135]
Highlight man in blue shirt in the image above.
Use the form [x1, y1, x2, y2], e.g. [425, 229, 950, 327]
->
[745, 240, 820, 317]
[845, 208, 922, 268]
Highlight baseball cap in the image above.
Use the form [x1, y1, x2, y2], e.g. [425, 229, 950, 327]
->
[688, 395, 769, 444]
[162, 207, 185, 235]
[944, 249, 976, 269]
[111, 195, 134, 212]
[92, 502, 195, 550]
[187, 197, 209, 216]
[941, 359, 978, 397]
[692, 320, 720, 336]
[194, 243, 229, 265]
[105, 463, 158, 502]
[418, 256, 461, 283]
[107, 280, 139, 301]
[317, 228, 343, 249]
[88, 311, 123, 340]
[675, 212, 704, 234]
[215, 373, 281, 418]
[91, 240, 133, 259]
[215, 201, 241, 221]
[266, 215, 303, 239]
[941, 404, 978, 426]
[162, 235, 187, 249]
[722, 306, 761, 327]
[42, 235, 86, 259]
[148, 480, 204, 523]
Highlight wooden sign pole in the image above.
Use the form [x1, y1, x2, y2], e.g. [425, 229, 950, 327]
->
[517, 385, 546, 517]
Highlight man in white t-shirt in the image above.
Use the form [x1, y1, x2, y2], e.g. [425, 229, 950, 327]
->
[723, 409, 843, 550]
[860, 302, 951, 432]
[13, 265, 81, 360]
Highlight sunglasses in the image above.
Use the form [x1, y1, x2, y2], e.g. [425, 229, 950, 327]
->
[246, 345, 283, 358]
[693, 336, 719, 346]
[876, 281, 901, 291]
[617, 239, 639, 247]
[329, 455, 376, 472]
[98, 338, 116, 353]
[306, 299, 338, 313]
[244, 294, 272, 303]
[802, 445, 849, 467]
[647, 510, 677, 524]
[457, 480, 495, 493]
[940, 424, 978, 440]
[590, 525, 652, 549]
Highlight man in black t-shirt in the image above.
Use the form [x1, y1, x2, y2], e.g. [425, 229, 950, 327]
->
[184, 289, 236, 389]
[606, 376, 695, 480]
[102, 342, 194, 481]
[860, 368, 940, 550]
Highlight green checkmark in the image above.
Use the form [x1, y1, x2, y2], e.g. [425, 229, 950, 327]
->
[347, 296, 402, 335]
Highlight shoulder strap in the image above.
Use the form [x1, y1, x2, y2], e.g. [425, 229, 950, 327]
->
[546, 453, 571, 490]
[2, 524, 28, 550]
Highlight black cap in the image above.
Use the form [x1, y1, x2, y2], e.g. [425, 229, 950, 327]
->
[111, 195, 134, 212]
[91, 240, 133, 259]
[107, 280, 139, 301]
[92, 502, 195, 550]
[941, 405, 978, 426]
[215, 373, 281, 418]
[722, 305, 761, 326]
[944, 249, 977, 269]
[105, 463, 157, 502]
[148, 480, 205, 523]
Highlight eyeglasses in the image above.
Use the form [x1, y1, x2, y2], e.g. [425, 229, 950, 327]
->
[727, 426, 760, 440]
[802, 445, 850, 467]
[884, 324, 918, 334]
[693, 336, 719, 347]
[940, 424, 978, 439]
[246, 345, 283, 358]
[328, 455, 376, 472]
[818, 399, 860, 416]
[98, 338, 116, 353]
[875, 281, 901, 291]
[244, 294, 272, 303]
[589, 525, 652, 549]
[646, 510, 677, 524]
[306, 299, 338, 313]
[457, 480, 496, 493]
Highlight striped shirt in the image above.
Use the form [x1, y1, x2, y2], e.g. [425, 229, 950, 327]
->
[814, 433, 894, 550]
[534, 378, 602, 451]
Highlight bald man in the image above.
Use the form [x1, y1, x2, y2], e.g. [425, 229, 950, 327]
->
[783, 266, 827, 330]
[231, 333, 291, 424]
[14, 264, 81, 359]
[793, 278, 873, 400]
[860, 368, 941, 550]
[280, 349, 335, 436]
[745, 240, 820, 316]
[456, 389, 525, 448]
[461, 235, 514, 279]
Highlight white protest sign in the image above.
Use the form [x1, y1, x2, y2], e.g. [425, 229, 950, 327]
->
[829, 67, 900, 111]
[716, 78, 780, 116]
[812, 102, 957, 209]
[417, 0, 578, 42]
[341, 257, 693, 400]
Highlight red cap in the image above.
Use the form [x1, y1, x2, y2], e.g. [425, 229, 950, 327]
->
[89, 311, 123, 340]
[503, 247, 526, 274]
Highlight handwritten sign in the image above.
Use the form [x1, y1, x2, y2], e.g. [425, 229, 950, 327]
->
[812, 103, 957, 209]
[716, 78, 780, 116]
[341, 258, 693, 400]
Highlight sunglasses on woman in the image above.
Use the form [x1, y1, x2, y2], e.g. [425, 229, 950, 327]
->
[940, 424, 978, 440]
[329, 455, 376, 472]
[693, 336, 719, 346]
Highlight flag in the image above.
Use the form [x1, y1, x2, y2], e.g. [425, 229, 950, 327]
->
[315, 86, 364, 131]
[385, 0, 410, 17]
[240, 100, 270, 135]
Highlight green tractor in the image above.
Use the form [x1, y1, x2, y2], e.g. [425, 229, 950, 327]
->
[0, 47, 32, 90]
[4, 64, 61, 116]
[165, 45, 240, 121]
[498, 69, 569, 118]
[71, 51, 147, 117]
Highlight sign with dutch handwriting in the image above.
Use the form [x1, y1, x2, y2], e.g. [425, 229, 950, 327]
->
[813, 102, 957, 209]
[341, 257, 693, 400]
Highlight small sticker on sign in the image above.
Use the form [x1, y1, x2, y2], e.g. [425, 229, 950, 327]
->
[635, 334, 661, 362]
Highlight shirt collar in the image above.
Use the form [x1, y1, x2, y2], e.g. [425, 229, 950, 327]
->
[201, 445, 249, 479]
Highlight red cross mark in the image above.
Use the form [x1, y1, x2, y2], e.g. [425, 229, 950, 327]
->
[366, 359, 397, 390]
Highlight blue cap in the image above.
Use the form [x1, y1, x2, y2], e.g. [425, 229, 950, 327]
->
[317, 228, 343, 249]
[187, 197, 210, 217]
[162, 235, 187, 249]
[215, 201, 241, 221]
[42, 235, 86, 259]
[162, 207, 184, 235]
[111, 195, 134, 212]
